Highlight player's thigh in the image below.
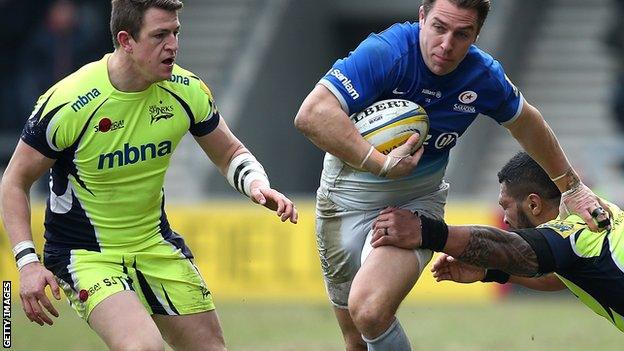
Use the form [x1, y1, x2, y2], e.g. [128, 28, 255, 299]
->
[350, 245, 427, 315]
[130, 240, 215, 317]
[349, 186, 446, 312]
[316, 193, 375, 308]
[89, 290, 163, 351]
[152, 310, 225, 351]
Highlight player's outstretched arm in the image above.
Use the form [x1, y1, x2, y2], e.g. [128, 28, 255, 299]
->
[1, 141, 61, 326]
[431, 253, 566, 291]
[194, 117, 297, 223]
[294, 85, 422, 178]
[505, 100, 610, 231]
[371, 208, 540, 277]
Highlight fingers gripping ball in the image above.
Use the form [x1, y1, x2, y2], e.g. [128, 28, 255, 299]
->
[350, 99, 429, 170]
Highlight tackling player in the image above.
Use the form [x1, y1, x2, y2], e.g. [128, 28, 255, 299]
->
[372, 152, 624, 332]
[294, 0, 609, 349]
[1, 1, 297, 350]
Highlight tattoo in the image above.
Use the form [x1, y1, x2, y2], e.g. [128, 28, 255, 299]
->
[563, 168, 579, 191]
[457, 226, 539, 277]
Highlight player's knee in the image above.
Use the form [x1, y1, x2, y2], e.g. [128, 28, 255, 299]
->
[109, 337, 164, 351]
[108, 326, 164, 351]
[169, 334, 226, 351]
[166, 325, 226, 351]
[348, 301, 393, 334]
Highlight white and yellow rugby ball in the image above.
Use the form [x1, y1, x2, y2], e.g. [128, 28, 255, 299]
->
[351, 99, 429, 155]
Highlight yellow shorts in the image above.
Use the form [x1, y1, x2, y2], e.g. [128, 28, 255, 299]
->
[44, 239, 214, 321]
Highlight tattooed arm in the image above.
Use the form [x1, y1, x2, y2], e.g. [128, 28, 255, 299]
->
[443, 226, 540, 277]
[371, 208, 544, 277]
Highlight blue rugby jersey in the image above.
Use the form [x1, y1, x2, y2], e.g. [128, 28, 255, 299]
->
[318, 22, 523, 210]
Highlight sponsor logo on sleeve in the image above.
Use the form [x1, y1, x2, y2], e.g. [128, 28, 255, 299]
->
[330, 69, 360, 100]
[71, 88, 101, 112]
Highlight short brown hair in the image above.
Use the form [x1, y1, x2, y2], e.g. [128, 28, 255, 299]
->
[422, 0, 490, 32]
[110, 0, 183, 48]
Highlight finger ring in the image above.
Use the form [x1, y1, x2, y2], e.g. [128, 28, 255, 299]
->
[384, 228, 389, 236]
[597, 217, 611, 229]
[591, 207, 606, 218]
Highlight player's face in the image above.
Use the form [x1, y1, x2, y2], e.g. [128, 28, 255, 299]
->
[130, 8, 180, 83]
[498, 183, 536, 230]
[418, 0, 479, 76]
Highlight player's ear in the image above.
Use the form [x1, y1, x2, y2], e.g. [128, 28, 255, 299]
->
[419, 6, 426, 26]
[117, 31, 133, 53]
[526, 193, 542, 216]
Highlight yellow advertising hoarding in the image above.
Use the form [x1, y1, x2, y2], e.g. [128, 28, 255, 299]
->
[0, 200, 501, 303]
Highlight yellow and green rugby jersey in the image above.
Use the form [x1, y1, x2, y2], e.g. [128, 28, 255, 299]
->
[533, 201, 624, 332]
[22, 54, 220, 253]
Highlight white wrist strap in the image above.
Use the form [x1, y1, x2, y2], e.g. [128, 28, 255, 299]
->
[12, 240, 35, 256]
[226, 153, 270, 197]
[358, 146, 375, 169]
[17, 254, 40, 271]
[13, 240, 39, 271]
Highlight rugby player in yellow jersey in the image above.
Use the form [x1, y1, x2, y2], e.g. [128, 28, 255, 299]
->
[0, 1, 297, 350]
[372, 152, 624, 332]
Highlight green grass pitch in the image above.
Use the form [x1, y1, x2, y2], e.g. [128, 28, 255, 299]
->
[8, 298, 621, 350]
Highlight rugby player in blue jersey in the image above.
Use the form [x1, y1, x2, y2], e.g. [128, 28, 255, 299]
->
[372, 152, 624, 332]
[294, 0, 609, 349]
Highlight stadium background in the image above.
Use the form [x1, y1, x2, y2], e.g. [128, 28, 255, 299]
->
[1, 0, 623, 349]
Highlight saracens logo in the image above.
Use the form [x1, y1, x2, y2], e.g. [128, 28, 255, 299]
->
[94, 117, 125, 133]
[458, 90, 478, 104]
[149, 101, 175, 124]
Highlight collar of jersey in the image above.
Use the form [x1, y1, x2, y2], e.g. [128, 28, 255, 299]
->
[101, 54, 157, 101]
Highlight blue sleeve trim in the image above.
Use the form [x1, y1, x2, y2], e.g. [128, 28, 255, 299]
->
[501, 93, 525, 127]
[190, 113, 220, 137]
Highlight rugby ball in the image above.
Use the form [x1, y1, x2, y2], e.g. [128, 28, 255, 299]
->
[351, 99, 429, 156]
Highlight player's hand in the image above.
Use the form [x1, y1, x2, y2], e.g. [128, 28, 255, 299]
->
[381, 133, 425, 179]
[431, 254, 485, 283]
[19, 262, 61, 326]
[249, 180, 298, 223]
[371, 207, 422, 249]
[559, 182, 611, 232]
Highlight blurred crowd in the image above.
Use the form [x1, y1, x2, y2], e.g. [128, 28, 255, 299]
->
[606, 0, 624, 167]
[0, 0, 109, 166]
